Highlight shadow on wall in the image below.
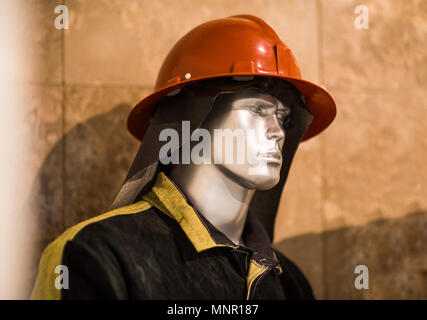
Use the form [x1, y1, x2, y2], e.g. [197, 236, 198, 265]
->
[275, 210, 427, 299]
[28, 103, 140, 290]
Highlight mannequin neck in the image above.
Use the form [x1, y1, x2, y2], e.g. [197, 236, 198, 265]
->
[169, 163, 254, 245]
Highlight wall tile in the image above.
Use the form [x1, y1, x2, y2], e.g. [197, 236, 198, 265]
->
[23, 85, 63, 245]
[325, 211, 427, 299]
[277, 211, 427, 299]
[63, 86, 150, 229]
[320, 88, 427, 230]
[322, 0, 427, 89]
[274, 138, 324, 240]
[21, 0, 63, 84]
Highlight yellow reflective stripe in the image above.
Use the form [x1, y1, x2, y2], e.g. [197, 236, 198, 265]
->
[30, 200, 152, 300]
[246, 260, 269, 300]
[144, 172, 228, 252]
[142, 190, 175, 220]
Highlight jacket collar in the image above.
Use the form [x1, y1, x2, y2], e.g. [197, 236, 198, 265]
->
[142, 172, 279, 267]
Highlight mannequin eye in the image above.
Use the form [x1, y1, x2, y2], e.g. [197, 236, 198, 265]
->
[249, 106, 265, 115]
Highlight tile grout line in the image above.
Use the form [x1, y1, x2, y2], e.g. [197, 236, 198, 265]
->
[61, 11, 66, 230]
[317, 0, 324, 86]
[316, 0, 329, 300]
[21, 82, 421, 94]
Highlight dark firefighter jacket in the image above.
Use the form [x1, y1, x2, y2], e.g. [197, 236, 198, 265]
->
[31, 171, 314, 300]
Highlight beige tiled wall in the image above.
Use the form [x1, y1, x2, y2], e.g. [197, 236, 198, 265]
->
[26, 0, 427, 299]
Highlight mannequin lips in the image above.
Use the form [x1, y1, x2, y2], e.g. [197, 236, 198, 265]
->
[258, 151, 282, 165]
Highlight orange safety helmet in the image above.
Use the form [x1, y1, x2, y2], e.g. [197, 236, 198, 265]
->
[127, 14, 336, 142]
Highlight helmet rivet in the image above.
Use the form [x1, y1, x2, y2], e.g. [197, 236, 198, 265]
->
[184, 73, 191, 80]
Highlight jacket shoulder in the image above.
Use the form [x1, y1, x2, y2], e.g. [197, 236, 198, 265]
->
[30, 200, 152, 300]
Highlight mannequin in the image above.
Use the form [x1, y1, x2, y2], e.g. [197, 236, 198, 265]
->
[31, 14, 336, 300]
[30, 76, 317, 300]
[169, 89, 291, 245]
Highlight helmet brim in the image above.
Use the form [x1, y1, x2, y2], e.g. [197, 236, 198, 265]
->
[127, 73, 336, 142]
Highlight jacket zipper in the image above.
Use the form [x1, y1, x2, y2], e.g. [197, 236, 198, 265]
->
[246, 264, 269, 300]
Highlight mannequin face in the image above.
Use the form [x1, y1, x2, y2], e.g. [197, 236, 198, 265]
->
[202, 89, 291, 190]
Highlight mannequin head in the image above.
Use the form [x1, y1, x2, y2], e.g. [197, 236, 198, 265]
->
[201, 87, 291, 191]
[167, 81, 298, 244]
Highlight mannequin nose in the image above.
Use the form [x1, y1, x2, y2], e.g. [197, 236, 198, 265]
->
[266, 115, 285, 143]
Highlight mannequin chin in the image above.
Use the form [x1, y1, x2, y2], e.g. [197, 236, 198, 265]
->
[216, 161, 282, 191]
